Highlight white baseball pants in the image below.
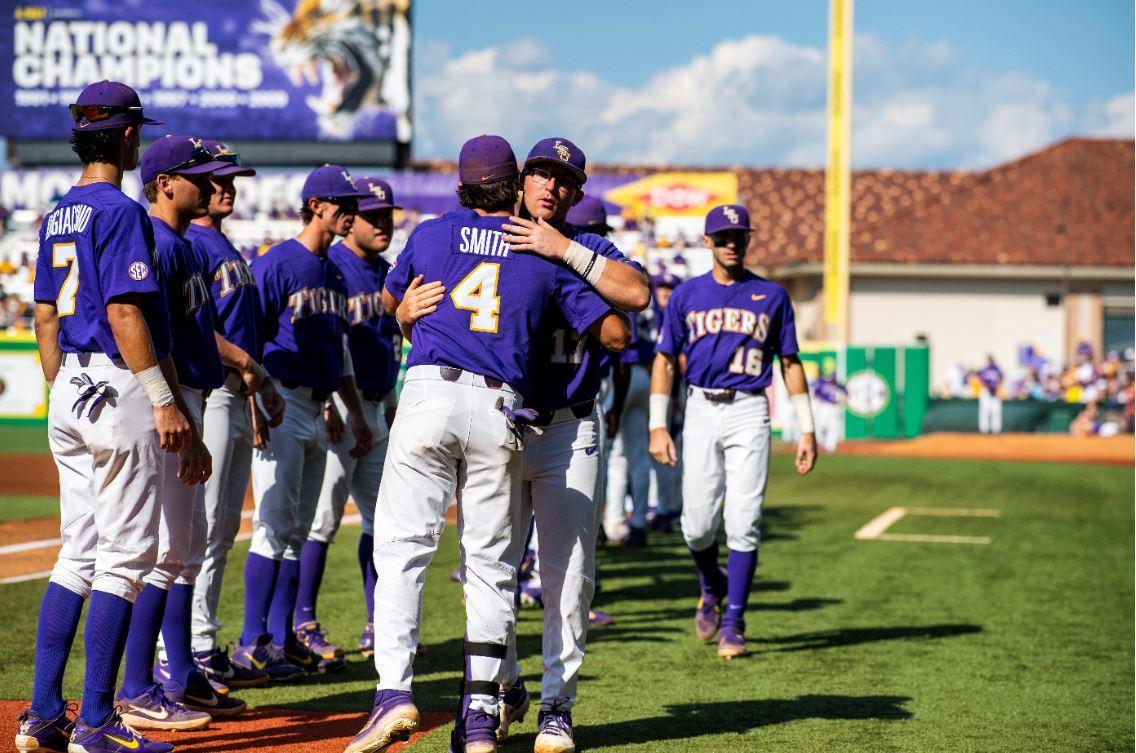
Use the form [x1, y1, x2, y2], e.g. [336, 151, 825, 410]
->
[978, 392, 1002, 434]
[605, 365, 650, 529]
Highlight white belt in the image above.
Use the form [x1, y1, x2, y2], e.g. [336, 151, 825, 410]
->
[61, 352, 126, 369]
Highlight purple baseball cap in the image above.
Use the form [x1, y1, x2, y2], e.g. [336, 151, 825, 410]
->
[301, 164, 372, 201]
[458, 135, 518, 185]
[71, 80, 162, 132]
[565, 195, 611, 231]
[524, 137, 587, 185]
[651, 272, 682, 289]
[202, 139, 256, 177]
[704, 204, 754, 235]
[356, 177, 401, 211]
[139, 135, 230, 185]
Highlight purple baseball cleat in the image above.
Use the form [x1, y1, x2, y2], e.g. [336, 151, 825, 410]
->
[359, 622, 375, 659]
[534, 699, 575, 753]
[694, 594, 723, 642]
[717, 624, 748, 659]
[68, 712, 175, 753]
[588, 609, 614, 628]
[194, 645, 269, 689]
[231, 634, 304, 682]
[343, 690, 419, 753]
[116, 683, 211, 731]
[296, 620, 344, 660]
[449, 707, 499, 753]
[284, 635, 346, 674]
[15, 708, 73, 753]
[496, 678, 531, 742]
[153, 655, 229, 696]
[164, 671, 247, 718]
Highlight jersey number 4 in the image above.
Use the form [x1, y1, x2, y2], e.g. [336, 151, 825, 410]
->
[729, 345, 764, 377]
[451, 262, 501, 333]
[53, 242, 79, 317]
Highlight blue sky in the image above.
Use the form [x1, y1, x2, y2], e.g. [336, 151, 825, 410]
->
[412, 0, 1134, 169]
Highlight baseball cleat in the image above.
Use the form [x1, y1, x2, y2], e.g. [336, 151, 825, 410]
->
[534, 700, 575, 753]
[343, 690, 419, 753]
[15, 708, 73, 752]
[194, 645, 269, 689]
[496, 679, 530, 742]
[517, 580, 544, 609]
[284, 636, 346, 674]
[450, 568, 462, 583]
[358, 622, 375, 659]
[231, 634, 305, 683]
[164, 671, 246, 718]
[717, 625, 748, 659]
[623, 526, 647, 547]
[66, 712, 173, 753]
[116, 683, 211, 731]
[449, 708, 499, 753]
[694, 594, 723, 642]
[296, 620, 344, 659]
[588, 609, 614, 628]
[153, 655, 231, 696]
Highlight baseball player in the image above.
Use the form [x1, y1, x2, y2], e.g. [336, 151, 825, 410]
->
[19, 81, 188, 753]
[492, 141, 648, 753]
[344, 135, 628, 753]
[811, 366, 846, 453]
[292, 177, 403, 661]
[649, 204, 817, 660]
[185, 140, 281, 691]
[977, 355, 1003, 434]
[231, 165, 372, 679]
[646, 273, 684, 531]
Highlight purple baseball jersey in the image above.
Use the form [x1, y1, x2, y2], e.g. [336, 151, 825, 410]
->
[657, 271, 799, 391]
[328, 242, 401, 396]
[252, 239, 349, 392]
[33, 183, 171, 360]
[152, 217, 224, 391]
[385, 210, 612, 400]
[187, 223, 262, 362]
[812, 376, 844, 404]
[977, 365, 1003, 394]
[527, 228, 639, 411]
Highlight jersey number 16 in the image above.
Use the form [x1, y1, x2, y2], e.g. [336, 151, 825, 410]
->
[729, 345, 764, 377]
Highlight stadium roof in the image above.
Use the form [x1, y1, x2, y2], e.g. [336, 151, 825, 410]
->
[740, 137, 1135, 270]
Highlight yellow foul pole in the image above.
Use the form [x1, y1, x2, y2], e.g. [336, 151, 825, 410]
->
[824, 0, 852, 343]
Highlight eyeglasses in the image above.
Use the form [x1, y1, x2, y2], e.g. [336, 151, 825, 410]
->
[316, 196, 359, 213]
[527, 167, 579, 192]
[69, 104, 144, 123]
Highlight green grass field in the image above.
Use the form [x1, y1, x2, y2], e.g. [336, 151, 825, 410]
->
[0, 454, 1132, 752]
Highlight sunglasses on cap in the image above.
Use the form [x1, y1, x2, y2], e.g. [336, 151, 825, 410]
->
[211, 147, 245, 165]
[527, 167, 579, 192]
[69, 103, 145, 123]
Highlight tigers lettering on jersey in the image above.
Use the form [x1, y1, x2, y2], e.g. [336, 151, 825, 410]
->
[348, 291, 384, 325]
[684, 308, 771, 343]
[214, 257, 255, 298]
[288, 286, 348, 323]
[183, 272, 208, 316]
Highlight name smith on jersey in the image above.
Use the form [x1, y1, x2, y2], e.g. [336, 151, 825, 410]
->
[458, 226, 511, 257]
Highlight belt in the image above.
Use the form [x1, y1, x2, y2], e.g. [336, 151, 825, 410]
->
[408, 365, 514, 393]
[690, 386, 765, 404]
[279, 378, 332, 403]
[531, 399, 595, 428]
[361, 388, 390, 403]
[60, 352, 125, 368]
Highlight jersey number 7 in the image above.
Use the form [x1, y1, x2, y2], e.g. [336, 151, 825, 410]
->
[451, 262, 501, 333]
[53, 242, 79, 317]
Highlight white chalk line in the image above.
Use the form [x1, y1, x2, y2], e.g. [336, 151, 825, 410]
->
[854, 506, 1001, 545]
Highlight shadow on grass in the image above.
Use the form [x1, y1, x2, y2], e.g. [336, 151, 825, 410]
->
[756, 624, 983, 652]
[575, 694, 913, 749]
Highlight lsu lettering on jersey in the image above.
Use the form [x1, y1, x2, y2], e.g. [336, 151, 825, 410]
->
[187, 223, 262, 364]
[329, 242, 400, 397]
[385, 209, 612, 400]
[657, 271, 799, 391]
[152, 217, 224, 391]
[527, 227, 638, 412]
[33, 183, 171, 359]
[252, 239, 349, 392]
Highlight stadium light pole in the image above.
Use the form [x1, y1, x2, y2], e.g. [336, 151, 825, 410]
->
[824, 0, 853, 345]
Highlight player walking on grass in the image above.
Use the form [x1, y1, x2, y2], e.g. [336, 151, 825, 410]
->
[232, 164, 372, 680]
[293, 177, 403, 662]
[649, 204, 817, 660]
[494, 141, 649, 753]
[344, 135, 628, 753]
[19, 81, 186, 753]
[186, 140, 280, 692]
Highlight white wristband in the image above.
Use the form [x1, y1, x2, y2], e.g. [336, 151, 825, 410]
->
[564, 241, 607, 286]
[648, 393, 670, 431]
[136, 364, 175, 407]
[791, 392, 815, 434]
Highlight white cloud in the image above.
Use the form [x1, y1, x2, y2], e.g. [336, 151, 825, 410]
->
[413, 34, 1132, 170]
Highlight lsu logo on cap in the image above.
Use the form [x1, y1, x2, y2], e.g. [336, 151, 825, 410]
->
[128, 261, 149, 281]
[723, 206, 740, 225]
[553, 140, 571, 161]
[341, 171, 357, 189]
[371, 184, 387, 200]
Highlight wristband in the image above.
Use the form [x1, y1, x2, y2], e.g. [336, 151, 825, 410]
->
[791, 392, 815, 434]
[565, 241, 607, 286]
[136, 364, 175, 407]
[648, 393, 670, 431]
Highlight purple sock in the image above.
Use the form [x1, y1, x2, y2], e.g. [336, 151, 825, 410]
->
[31, 582, 85, 719]
[723, 549, 758, 630]
[161, 583, 195, 687]
[241, 553, 280, 646]
[688, 541, 726, 599]
[293, 539, 329, 627]
[121, 584, 167, 698]
[358, 534, 377, 620]
[80, 591, 133, 727]
[268, 558, 300, 647]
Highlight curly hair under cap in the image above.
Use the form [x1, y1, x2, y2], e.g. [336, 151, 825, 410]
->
[457, 178, 518, 214]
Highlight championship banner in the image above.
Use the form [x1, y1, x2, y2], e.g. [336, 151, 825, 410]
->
[1, 0, 412, 143]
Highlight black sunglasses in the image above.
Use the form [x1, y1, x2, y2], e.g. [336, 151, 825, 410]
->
[69, 104, 144, 122]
